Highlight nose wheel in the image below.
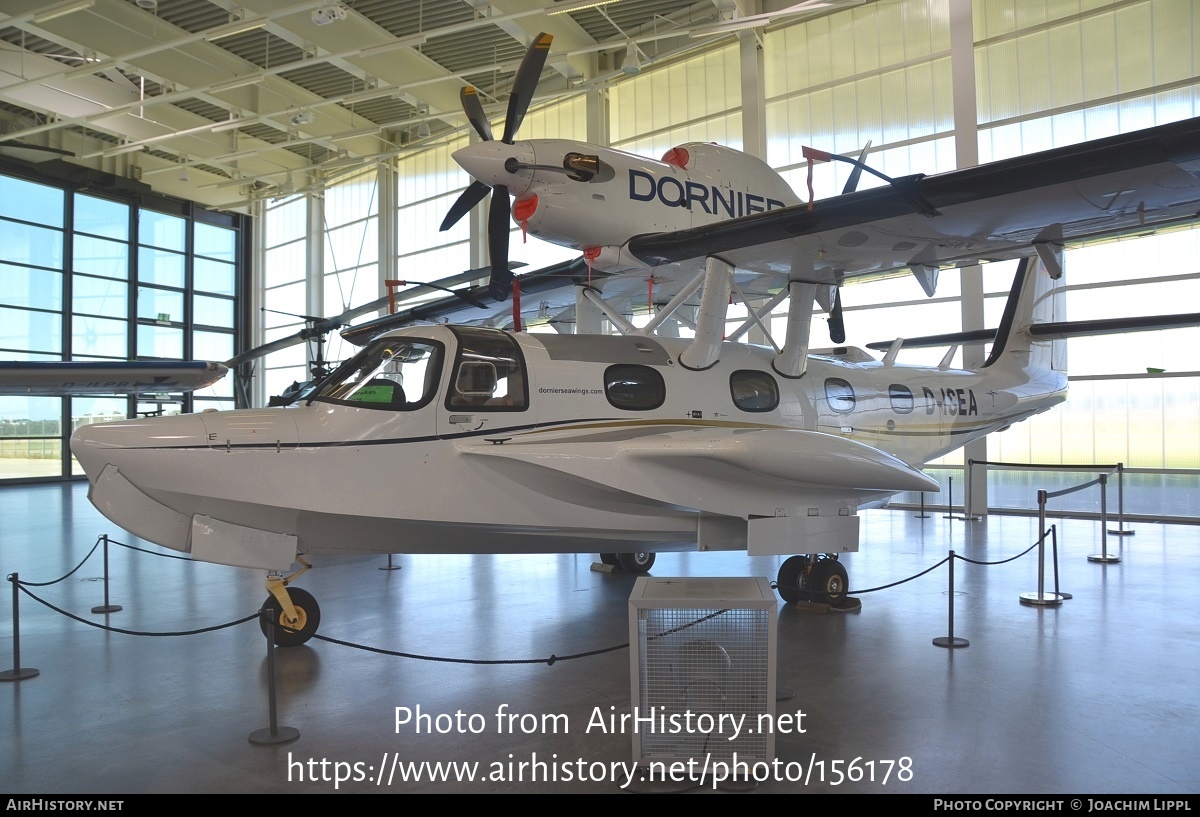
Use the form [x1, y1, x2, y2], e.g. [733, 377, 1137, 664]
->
[260, 586, 321, 647]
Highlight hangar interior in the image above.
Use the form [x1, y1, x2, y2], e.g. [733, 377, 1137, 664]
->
[2, 0, 1199, 794]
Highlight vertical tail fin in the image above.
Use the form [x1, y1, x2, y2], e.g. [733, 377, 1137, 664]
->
[983, 255, 1067, 376]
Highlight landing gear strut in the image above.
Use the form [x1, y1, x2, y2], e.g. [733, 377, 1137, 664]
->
[259, 558, 321, 647]
[776, 554, 849, 606]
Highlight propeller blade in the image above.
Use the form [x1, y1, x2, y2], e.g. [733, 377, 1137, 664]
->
[488, 184, 513, 300]
[841, 139, 873, 194]
[440, 180, 491, 231]
[460, 86, 493, 142]
[501, 32, 553, 144]
[828, 287, 846, 344]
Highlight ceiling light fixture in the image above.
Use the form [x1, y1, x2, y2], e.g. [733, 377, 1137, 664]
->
[620, 43, 641, 75]
[545, 0, 621, 16]
[203, 17, 269, 41]
[290, 110, 316, 126]
[31, 0, 95, 24]
[359, 33, 428, 58]
[416, 118, 431, 139]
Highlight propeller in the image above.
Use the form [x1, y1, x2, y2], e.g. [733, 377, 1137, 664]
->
[439, 32, 554, 302]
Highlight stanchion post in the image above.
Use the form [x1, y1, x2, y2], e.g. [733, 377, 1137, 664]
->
[1088, 472, 1120, 563]
[249, 606, 299, 745]
[933, 552, 969, 648]
[1050, 524, 1072, 600]
[1108, 464, 1134, 537]
[943, 477, 954, 519]
[1021, 491, 1064, 606]
[1, 573, 40, 681]
[379, 553, 401, 571]
[916, 492, 930, 519]
[91, 534, 123, 614]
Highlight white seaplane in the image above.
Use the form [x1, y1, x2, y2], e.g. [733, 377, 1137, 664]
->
[70, 34, 1200, 645]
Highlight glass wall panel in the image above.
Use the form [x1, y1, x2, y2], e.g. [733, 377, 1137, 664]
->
[137, 287, 184, 323]
[71, 315, 127, 359]
[139, 210, 186, 251]
[74, 195, 129, 240]
[136, 323, 183, 359]
[194, 294, 234, 328]
[138, 247, 185, 288]
[0, 396, 63, 479]
[0, 307, 62, 354]
[1, 263, 62, 311]
[194, 257, 236, 295]
[195, 222, 236, 261]
[74, 235, 128, 279]
[0, 177, 63, 227]
[1, 221, 64, 269]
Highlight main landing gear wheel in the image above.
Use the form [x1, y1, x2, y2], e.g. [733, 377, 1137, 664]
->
[808, 558, 849, 605]
[775, 555, 811, 604]
[260, 587, 321, 647]
[599, 553, 620, 567]
[616, 551, 655, 574]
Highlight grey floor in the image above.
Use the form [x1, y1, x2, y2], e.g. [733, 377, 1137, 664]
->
[1, 481, 1197, 794]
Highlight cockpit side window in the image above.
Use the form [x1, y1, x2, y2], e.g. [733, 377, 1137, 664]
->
[310, 339, 443, 411]
[447, 327, 528, 411]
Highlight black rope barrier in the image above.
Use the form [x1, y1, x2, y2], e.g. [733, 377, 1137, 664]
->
[310, 631, 628, 666]
[14, 581, 258, 637]
[17, 536, 103, 588]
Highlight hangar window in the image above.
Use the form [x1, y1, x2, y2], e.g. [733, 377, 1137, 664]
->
[889, 384, 914, 414]
[730, 370, 779, 412]
[605, 364, 665, 410]
[824, 378, 856, 413]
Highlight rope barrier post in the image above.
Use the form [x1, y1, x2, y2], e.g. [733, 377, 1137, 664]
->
[943, 476, 955, 519]
[1108, 463, 1134, 537]
[90, 534, 123, 614]
[933, 552, 969, 648]
[1088, 472, 1120, 564]
[915, 491, 930, 519]
[1050, 524, 1072, 601]
[249, 606, 299, 746]
[1021, 492, 1064, 606]
[1, 574, 39, 681]
[379, 553, 401, 571]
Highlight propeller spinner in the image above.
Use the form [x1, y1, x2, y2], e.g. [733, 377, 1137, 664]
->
[440, 32, 554, 301]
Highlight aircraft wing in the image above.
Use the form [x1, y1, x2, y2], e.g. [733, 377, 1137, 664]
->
[0, 361, 228, 396]
[626, 117, 1200, 285]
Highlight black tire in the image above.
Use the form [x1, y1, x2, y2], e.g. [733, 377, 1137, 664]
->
[260, 587, 321, 647]
[617, 551, 655, 573]
[776, 555, 810, 604]
[599, 553, 620, 566]
[808, 559, 849, 604]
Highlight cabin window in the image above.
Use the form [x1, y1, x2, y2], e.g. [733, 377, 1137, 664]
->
[889, 384, 914, 414]
[824, 378, 856, 413]
[730, 370, 779, 412]
[447, 326, 528, 410]
[604, 364, 665, 410]
[311, 339, 442, 411]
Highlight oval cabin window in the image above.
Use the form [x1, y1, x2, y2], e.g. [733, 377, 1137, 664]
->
[604, 364, 665, 410]
[889, 384, 914, 414]
[730, 370, 779, 412]
[824, 377, 856, 413]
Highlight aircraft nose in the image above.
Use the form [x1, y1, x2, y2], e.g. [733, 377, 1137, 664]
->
[71, 414, 208, 481]
[451, 140, 535, 196]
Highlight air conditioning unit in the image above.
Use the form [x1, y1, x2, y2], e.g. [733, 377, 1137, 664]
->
[628, 577, 776, 771]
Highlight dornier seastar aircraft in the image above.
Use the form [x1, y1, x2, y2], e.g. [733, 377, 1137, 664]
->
[70, 32, 1200, 646]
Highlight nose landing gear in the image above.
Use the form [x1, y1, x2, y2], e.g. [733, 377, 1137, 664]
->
[260, 558, 321, 647]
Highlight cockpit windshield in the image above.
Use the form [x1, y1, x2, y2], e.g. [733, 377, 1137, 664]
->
[310, 338, 443, 410]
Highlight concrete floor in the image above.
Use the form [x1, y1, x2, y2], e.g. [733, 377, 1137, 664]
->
[1, 481, 1197, 794]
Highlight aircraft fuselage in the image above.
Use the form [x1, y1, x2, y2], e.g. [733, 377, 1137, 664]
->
[72, 324, 1064, 571]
